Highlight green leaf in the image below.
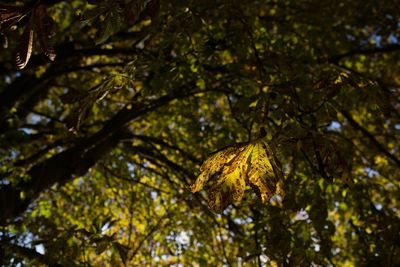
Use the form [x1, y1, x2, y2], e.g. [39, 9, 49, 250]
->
[95, 8, 121, 45]
[113, 242, 129, 263]
[95, 239, 110, 255]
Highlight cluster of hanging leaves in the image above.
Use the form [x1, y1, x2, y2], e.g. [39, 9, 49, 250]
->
[0, 3, 30, 48]
[60, 72, 131, 132]
[190, 132, 284, 213]
[0, 0, 55, 69]
[0, 0, 160, 68]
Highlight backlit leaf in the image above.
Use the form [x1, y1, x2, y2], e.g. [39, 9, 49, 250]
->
[190, 142, 248, 193]
[247, 141, 283, 203]
[95, 8, 121, 45]
[191, 138, 283, 212]
[113, 242, 129, 263]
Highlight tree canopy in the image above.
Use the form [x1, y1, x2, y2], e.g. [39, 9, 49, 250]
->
[0, 0, 399, 266]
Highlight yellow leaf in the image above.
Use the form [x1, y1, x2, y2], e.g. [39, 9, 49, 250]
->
[247, 141, 281, 203]
[191, 139, 283, 212]
[208, 144, 254, 212]
[189, 142, 248, 193]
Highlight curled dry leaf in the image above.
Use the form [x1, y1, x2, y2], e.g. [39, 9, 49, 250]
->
[190, 138, 283, 213]
[14, 20, 33, 69]
[0, 3, 30, 32]
[4, 1, 56, 69]
[1, 3, 32, 69]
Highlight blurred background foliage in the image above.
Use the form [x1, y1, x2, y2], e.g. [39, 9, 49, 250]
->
[0, 0, 399, 266]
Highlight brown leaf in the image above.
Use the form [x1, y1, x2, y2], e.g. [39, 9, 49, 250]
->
[0, 3, 30, 20]
[0, 10, 23, 25]
[0, 3, 30, 33]
[14, 20, 33, 69]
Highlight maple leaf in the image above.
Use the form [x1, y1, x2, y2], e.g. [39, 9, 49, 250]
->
[190, 138, 283, 212]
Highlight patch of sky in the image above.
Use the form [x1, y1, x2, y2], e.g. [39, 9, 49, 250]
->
[74, 177, 85, 187]
[101, 222, 111, 234]
[150, 191, 158, 200]
[294, 209, 309, 221]
[373, 203, 382, 211]
[260, 255, 269, 266]
[233, 217, 253, 225]
[27, 113, 48, 124]
[223, 207, 233, 216]
[10, 149, 18, 158]
[35, 244, 45, 255]
[386, 14, 394, 20]
[4, 75, 11, 84]
[388, 33, 398, 44]
[364, 167, 379, 177]
[199, 116, 206, 131]
[0, 179, 10, 185]
[127, 162, 135, 172]
[20, 128, 34, 134]
[327, 121, 341, 131]
[175, 231, 190, 246]
[369, 30, 398, 48]
[371, 33, 382, 47]
[333, 248, 341, 255]
[270, 194, 282, 202]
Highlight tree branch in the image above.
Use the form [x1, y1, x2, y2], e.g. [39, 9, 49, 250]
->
[0, 239, 62, 267]
[330, 44, 400, 63]
[338, 107, 400, 167]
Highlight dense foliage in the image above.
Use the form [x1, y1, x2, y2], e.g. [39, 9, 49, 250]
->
[1, 0, 399, 266]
